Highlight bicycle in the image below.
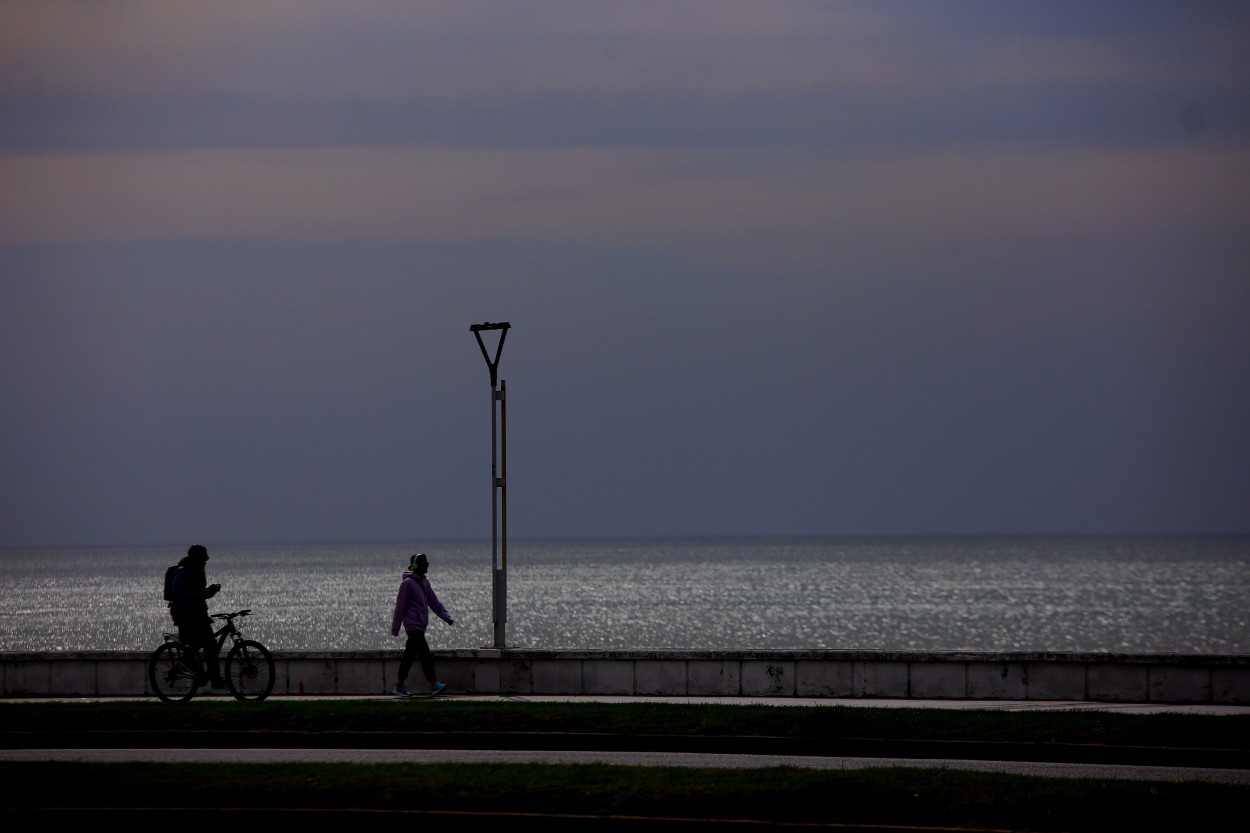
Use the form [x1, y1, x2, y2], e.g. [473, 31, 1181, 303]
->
[148, 609, 275, 703]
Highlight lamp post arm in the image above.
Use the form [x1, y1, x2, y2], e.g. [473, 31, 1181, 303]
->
[470, 321, 510, 387]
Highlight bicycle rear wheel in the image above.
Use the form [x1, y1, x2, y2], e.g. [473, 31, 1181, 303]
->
[149, 642, 199, 702]
[225, 639, 275, 701]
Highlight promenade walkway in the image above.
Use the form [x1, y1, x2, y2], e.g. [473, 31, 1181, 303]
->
[8, 693, 1248, 713]
[446, 694, 1250, 714]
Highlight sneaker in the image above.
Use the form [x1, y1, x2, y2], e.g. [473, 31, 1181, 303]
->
[392, 683, 413, 699]
[429, 682, 447, 697]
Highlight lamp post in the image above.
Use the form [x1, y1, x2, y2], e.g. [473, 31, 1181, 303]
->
[470, 321, 510, 649]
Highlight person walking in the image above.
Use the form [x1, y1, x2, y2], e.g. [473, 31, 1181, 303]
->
[168, 544, 227, 689]
[391, 551, 455, 698]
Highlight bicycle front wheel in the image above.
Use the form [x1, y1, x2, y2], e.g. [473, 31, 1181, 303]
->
[149, 642, 199, 702]
[225, 639, 275, 701]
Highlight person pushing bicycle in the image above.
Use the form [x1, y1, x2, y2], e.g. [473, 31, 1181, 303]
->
[168, 544, 227, 689]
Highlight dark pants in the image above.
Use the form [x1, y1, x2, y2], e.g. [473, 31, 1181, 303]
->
[398, 629, 435, 686]
[179, 616, 222, 682]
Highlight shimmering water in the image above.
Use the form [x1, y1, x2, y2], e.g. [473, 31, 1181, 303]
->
[1, 536, 1247, 654]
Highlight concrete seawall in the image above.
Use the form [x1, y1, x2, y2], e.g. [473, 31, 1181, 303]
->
[4, 649, 1249, 703]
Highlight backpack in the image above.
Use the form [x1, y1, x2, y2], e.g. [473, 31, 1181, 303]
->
[163, 564, 181, 605]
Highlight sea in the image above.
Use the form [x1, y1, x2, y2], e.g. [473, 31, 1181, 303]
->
[1, 536, 1247, 655]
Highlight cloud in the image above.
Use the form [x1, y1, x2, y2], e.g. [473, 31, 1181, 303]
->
[4, 1, 1244, 103]
[4, 143, 1246, 278]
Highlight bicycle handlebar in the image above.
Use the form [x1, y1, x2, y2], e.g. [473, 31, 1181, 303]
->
[211, 609, 252, 620]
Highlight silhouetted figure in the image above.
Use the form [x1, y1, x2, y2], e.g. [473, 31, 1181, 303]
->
[390, 552, 454, 698]
[169, 544, 226, 689]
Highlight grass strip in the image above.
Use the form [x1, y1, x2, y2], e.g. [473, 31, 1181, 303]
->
[2, 760, 1247, 830]
[3, 699, 1248, 750]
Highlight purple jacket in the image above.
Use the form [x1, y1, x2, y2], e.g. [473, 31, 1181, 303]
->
[391, 570, 452, 635]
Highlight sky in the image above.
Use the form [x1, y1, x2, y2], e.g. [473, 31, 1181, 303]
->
[2, 1, 1248, 548]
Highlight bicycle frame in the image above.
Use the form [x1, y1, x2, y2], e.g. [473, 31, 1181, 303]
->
[211, 615, 243, 653]
[163, 611, 245, 662]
